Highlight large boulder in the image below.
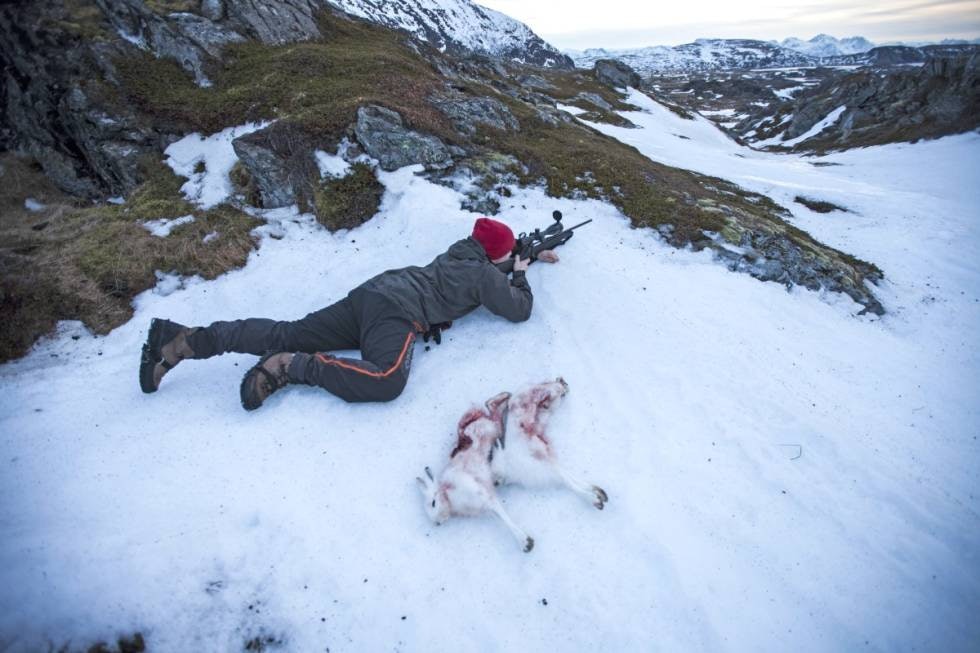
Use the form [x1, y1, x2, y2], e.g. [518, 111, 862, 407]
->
[231, 121, 322, 209]
[353, 106, 452, 171]
[431, 92, 519, 136]
[593, 59, 641, 89]
[223, 0, 321, 45]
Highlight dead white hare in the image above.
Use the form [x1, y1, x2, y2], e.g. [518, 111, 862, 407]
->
[417, 378, 608, 552]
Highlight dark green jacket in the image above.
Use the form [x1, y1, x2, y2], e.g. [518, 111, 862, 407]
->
[359, 237, 532, 330]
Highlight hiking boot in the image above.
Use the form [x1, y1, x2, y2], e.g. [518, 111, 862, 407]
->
[240, 352, 294, 411]
[139, 318, 198, 393]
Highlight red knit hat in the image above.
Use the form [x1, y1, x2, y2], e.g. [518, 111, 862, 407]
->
[472, 217, 515, 259]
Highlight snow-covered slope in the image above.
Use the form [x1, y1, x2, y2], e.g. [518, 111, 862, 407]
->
[780, 34, 875, 58]
[570, 39, 815, 73]
[327, 0, 572, 67]
[2, 97, 979, 651]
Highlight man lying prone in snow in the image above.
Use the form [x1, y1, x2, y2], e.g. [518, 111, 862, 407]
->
[139, 217, 558, 410]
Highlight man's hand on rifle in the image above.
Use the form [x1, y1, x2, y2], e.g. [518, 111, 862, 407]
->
[537, 250, 559, 263]
[513, 256, 530, 273]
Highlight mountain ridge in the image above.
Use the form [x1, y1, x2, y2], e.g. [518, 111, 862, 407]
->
[568, 35, 980, 73]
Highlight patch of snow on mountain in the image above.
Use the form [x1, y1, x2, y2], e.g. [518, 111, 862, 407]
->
[164, 121, 270, 209]
[326, 0, 567, 65]
[142, 214, 196, 237]
[570, 38, 815, 73]
[782, 105, 847, 146]
[773, 85, 805, 100]
[781, 34, 876, 58]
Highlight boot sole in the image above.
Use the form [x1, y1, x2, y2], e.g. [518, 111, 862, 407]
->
[139, 319, 164, 394]
[240, 351, 284, 411]
[139, 318, 181, 394]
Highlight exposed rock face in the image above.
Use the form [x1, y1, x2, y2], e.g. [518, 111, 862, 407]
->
[0, 1, 170, 197]
[783, 53, 980, 149]
[223, 0, 321, 45]
[0, 0, 564, 199]
[593, 59, 641, 89]
[431, 92, 519, 136]
[201, 0, 225, 21]
[231, 121, 323, 209]
[516, 74, 555, 91]
[95, 0, 227, 85]
[826, 43, 979, 66]
[353, 105, 452, 171]
[574, 92, 613, 111]
[710, 231, 884, 315]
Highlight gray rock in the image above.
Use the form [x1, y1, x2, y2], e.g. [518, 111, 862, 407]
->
[574, 92, 613, 111]
[354, 106, 452, 171]
[95, 0, 215, 85]
[231, 121, 323, 209]
[594, 59, 641, 89]
[169, 11, 245, 58]
[232, 139, 295, 208]
[732, 231, 883, 314]
[201, 0, 225, 21]
[533, 104, 573, 127]
[517, 74, 555, 91]
[0, 2, 173, 198]
[223, 0, 320, 45]
[431, 93, 519, 136]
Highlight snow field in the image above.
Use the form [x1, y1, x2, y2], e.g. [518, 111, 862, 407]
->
[1, 95, 979, 652]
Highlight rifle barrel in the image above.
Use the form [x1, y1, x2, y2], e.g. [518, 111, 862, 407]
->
[565, 219, 593, 230]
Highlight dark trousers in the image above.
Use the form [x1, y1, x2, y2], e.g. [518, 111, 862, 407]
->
[187, 288, 418, 402]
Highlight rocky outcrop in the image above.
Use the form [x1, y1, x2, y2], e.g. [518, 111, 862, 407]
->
[707, 229, 883, 315]
[353, 105, 452, 171]
[781, 53, 980, 149]
[593, 59, 641, 89]
[431, 92, 519, 136]
[231, 121, 323, 208]
[223, 0, 321, 45]
[826, 43, 979, 67]
[94, 0, 323, 81]
[574, 92, 613, 111]
[0, 1, 171, 197]
[0, 0, 563, 200]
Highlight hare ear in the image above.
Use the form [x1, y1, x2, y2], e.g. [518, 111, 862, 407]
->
[486, 391, 511, 411]
[416, 476, 431, 492]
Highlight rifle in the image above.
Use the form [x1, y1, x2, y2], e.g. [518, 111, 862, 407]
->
[495, 211, 592, 274]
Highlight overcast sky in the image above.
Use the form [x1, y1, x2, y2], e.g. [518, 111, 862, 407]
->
[477, 0, 980, 50]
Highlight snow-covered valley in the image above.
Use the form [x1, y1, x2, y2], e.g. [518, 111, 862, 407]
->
[1, 90, 978, 652]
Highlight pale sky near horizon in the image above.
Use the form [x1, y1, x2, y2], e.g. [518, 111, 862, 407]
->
[476, 0, 980, 49]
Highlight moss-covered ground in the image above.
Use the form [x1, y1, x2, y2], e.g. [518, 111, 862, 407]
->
[314, 163, 385, 231]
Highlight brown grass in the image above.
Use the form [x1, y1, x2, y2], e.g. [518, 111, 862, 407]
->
[0, 156, 259, 362]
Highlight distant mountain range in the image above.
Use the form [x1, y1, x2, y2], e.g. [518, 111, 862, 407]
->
[778, 34, 874, 58]
[567, 34, 980, 73]
[569, 39, 813, 74]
